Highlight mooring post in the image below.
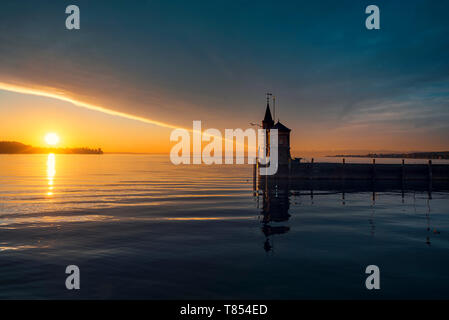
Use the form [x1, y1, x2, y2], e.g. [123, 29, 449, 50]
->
[372, 158, 376, 181]
[428, 160, 433, 199]
[288, 157, 291, 176]
[253, 161, 257, 192]
[342, 158, 345, 180]
[310, 158, 314, 180]
[401, 159, 405, 182]
[401, 159, 405, 203]
[310, 158, 315, 202]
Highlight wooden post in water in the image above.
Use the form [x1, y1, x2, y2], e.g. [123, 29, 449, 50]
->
[253, 160, 257, 192]
[342, 158, 345, 180]
[372, 158, 376, 181]
[288, 158, 291, 176]
[310, 158, 314, 180]
[310, 158, 315, 203]
[401, 159, 405, 182]
[428, 160, 433, 199]
[401, 159, 405, 203]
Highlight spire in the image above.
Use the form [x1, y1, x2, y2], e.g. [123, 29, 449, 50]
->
[262, 93, 274, 129]
[264, 103, 273, 123]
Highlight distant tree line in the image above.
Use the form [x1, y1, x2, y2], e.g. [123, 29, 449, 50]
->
[0, 141, 103, 154]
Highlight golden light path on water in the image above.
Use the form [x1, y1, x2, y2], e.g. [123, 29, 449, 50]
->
[46, 153, 55, 196]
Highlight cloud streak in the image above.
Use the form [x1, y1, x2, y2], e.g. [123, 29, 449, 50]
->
[0, 81, 180, 130]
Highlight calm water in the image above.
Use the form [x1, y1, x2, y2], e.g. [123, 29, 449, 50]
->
[0, 154, 448, 299]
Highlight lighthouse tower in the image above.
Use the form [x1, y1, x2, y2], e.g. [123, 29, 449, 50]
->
[261, 98, 291, 166]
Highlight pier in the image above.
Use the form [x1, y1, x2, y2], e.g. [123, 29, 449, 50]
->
[273, 159, 449, 181]
[256, 95, 449, 183]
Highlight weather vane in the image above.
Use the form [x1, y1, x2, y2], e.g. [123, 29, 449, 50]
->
[266, 92, 272, 104]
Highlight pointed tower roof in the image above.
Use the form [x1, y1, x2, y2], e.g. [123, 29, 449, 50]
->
[263, 103, 273, 123]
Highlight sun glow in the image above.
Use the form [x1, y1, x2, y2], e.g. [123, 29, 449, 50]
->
[45, 133, 60, 146]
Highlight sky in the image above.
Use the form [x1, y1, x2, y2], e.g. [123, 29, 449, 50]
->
[0, 0, 448, 154]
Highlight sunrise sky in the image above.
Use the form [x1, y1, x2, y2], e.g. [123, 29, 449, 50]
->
[1, 0, 449, 154]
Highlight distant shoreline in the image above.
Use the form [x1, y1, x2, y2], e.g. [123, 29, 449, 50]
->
[0, 141, 103, 155]
[330, 151, 449, 160]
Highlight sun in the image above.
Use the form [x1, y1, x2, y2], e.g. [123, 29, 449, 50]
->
[44, 133, 60, 146]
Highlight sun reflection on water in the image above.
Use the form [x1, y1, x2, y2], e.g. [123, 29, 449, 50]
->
[46, 153, 55, 196]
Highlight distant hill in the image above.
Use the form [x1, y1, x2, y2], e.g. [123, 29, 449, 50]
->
[0, 141, 103, 154]
[331, 151, 449, 160]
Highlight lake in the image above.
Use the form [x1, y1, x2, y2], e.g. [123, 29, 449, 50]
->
[0, 154, 448, 299]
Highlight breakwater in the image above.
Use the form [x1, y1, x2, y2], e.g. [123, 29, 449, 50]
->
[256, 159, 449, 182]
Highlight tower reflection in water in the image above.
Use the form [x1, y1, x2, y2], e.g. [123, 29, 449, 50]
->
[258, 178, 291, 253]
[255, 176, 446, 253]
